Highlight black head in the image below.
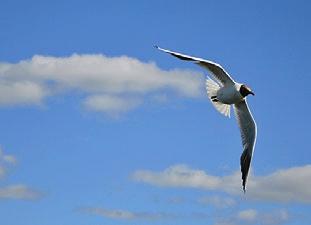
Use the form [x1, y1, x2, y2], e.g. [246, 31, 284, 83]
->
[239, 85, 255, 97]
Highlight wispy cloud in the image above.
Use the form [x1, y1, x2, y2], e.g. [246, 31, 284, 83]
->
[237, 209, 257, 221]
[215, 209, 290, 225]
[132, 164, 311, 203]
[0, 185, 43, 200]
[198, 195, 236, 208]
[0, 148, 43, 201]
[0, 147, 17, 178]
[79, 205, 292, 225]
[79, 207, 177, 221]
[0, 54, 204, 115]
[79, 206, 213, 222]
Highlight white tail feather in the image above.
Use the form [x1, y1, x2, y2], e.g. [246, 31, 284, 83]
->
[206, 78, 231, 117]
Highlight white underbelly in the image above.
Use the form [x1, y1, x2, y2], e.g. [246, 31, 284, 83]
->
[217, 86, 243, 104]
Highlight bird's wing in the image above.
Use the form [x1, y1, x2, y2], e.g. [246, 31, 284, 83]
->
[233, 100, 257, 192]
[155, 46, 235, 86]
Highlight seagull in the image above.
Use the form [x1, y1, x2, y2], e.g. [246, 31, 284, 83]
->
[155, 46, 257, 192]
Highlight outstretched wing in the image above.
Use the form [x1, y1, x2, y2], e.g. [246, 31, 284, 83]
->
[234, 100, 257, 192]
[155, 46, 235, 86]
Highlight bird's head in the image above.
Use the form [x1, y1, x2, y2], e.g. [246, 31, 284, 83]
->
[240, 84, 255, 97]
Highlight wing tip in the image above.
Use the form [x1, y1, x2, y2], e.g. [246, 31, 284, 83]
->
[154, 45, 166, 53]
[242, 181, 246, 193]
[240, 150, 252, 193]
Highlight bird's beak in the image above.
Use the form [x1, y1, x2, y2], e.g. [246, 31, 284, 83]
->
[249, 91, 255, 96]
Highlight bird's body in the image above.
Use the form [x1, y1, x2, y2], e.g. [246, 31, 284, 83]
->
[155, 46, 257, 192]
[217, 84, 244, 104]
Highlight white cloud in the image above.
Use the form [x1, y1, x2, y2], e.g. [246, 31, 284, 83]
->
[0, 148, 17, 165]
[237, 209, 257, 221]
[0, 184, 42, 200]
[80, 206, 290, 225]
[246, 165, 311, 203]
[198, 195, 236, 208]
[2, 155, 17, 164]
[133, 164, 223, 189]
[81, 207, 136, 220]
[132, 164, 311, 203]
[83, 95, 141, 115]
[0, 148, 43, 201]
[80, 206, 212, 222]
[0, 148, 17, 178]
[216, 209, 289, 225]
[0, 54, 204, 114]
[0, 81, 46, 106]
[259, 209, 289, 225]
[80, 207, 175, 221]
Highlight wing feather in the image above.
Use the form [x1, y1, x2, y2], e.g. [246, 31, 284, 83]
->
[155, 46, 235, 86]
[233, 100, 257, 192]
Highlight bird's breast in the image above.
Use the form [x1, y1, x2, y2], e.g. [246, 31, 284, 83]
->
[217, 86, 243, 104]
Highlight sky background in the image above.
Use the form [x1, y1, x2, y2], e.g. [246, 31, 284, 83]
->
[0, 0, 311, 225]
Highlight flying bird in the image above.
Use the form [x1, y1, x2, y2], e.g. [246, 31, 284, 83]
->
[155, 46, 257, 192]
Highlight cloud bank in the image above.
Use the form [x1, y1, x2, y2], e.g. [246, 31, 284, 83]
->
[0, 54, 204, 114]
[132, 164, 311, 203]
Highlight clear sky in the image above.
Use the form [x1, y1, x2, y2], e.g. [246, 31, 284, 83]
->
[0, 0, 310, 225]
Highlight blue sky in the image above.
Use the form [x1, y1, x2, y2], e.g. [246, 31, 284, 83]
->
[0, 0, 310, 224]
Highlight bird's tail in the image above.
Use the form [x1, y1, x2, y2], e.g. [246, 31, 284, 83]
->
[206, 78, 230, 117]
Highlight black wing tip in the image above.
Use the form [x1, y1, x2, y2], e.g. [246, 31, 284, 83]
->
[242, 172, 247, 193]
[153, 45, 195, 62]
[240, 150, 252, 193]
